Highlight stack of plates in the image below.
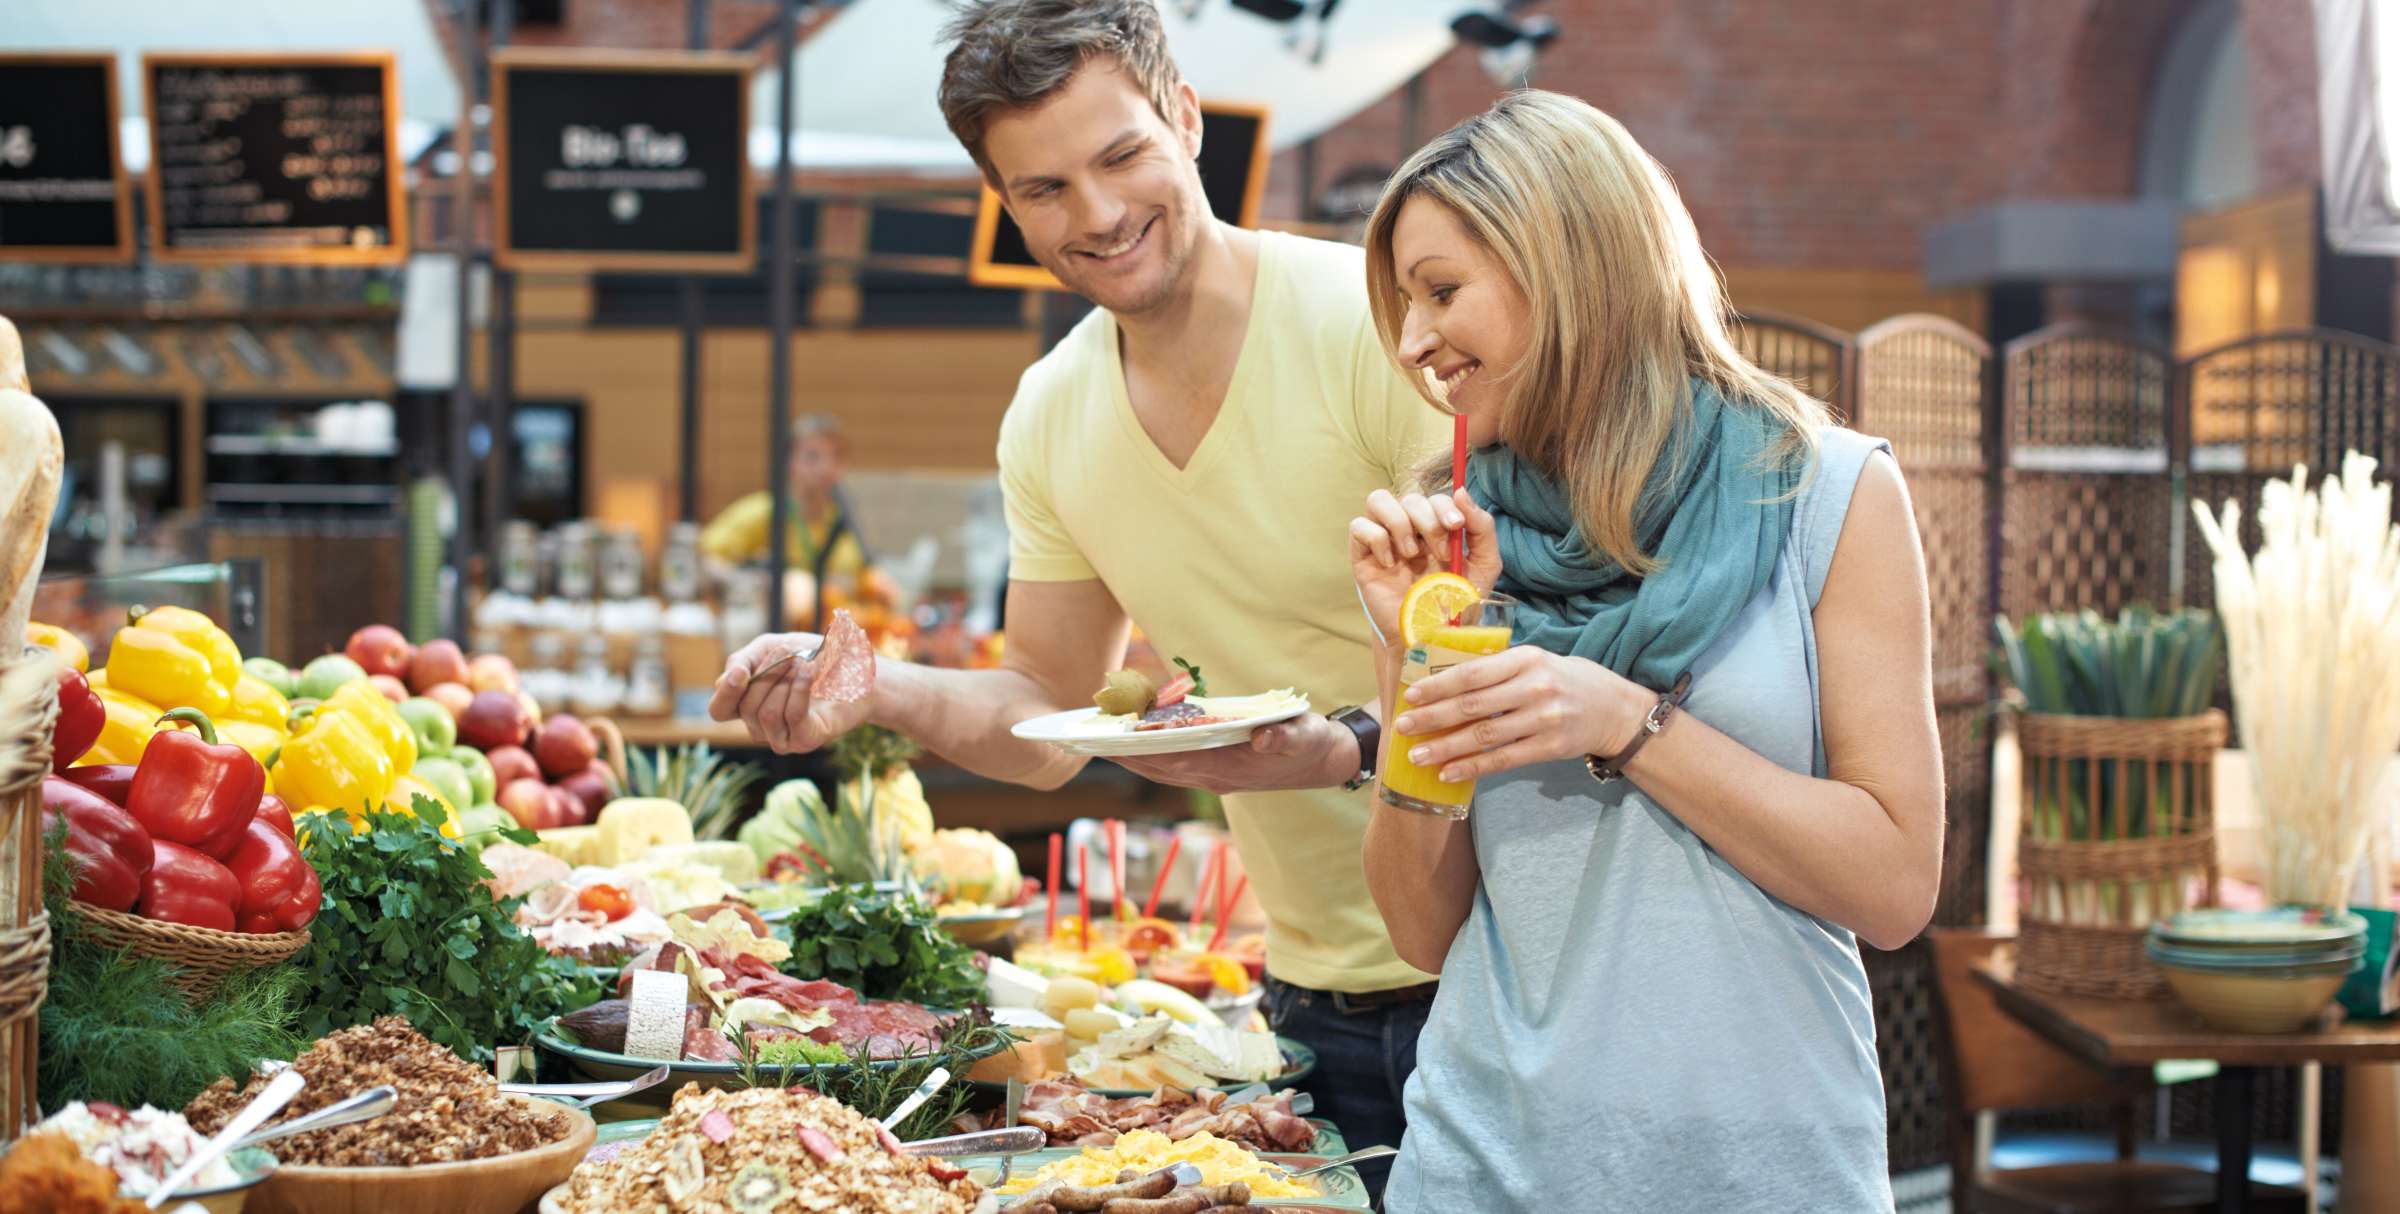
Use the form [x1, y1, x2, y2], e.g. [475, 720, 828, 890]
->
[2146, 908, 2367, 1033]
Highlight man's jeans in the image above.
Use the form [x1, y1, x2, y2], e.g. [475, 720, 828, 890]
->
[1264, 975, 1434, 1210]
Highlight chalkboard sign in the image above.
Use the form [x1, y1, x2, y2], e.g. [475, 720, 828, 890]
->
[143, 53, 407, 264]
[0, 54, 132, 262]
[491, 50, 755, 273]
[969, 101, 1271, 290]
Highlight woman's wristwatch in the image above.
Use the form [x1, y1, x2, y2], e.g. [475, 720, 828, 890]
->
[1328, 705, 1380, 791]
[1585, 671, 1693, 785]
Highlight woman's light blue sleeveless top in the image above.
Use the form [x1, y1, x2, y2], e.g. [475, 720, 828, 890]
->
[1385, 426, 1898, 1213]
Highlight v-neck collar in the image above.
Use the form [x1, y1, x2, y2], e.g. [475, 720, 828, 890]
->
[1104, 231, 1273, 491]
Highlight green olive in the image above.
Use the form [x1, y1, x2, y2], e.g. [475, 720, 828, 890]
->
[1093, 669, 1157, 717]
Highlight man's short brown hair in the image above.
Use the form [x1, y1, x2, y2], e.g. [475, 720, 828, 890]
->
[937, 0, 1185, 189]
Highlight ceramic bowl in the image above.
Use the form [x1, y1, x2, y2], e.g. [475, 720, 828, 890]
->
[150, 1146, 277, 1214]
[2157, 959, 2356, 1034]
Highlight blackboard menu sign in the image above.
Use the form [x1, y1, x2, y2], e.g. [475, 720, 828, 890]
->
[0, 54, 133, 262]
[969, 101, 1271, 290]
[492, 51, 755, 273]
[143, 52, 407, 264]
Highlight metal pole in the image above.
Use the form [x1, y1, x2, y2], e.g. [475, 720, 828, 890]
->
[678, 0, 711, 523]
[487, 0, 517, 538]
[447, 0, 482, 640]
[765, 0, 798, 632]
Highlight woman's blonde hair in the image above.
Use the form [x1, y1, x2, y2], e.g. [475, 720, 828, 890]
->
[1363, 90, 1828, 575]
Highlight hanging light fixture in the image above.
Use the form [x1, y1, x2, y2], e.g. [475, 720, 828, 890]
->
[1451, 5, 1559, 87]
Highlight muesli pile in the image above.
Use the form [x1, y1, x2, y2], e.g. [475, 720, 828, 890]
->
[555, 1084, 991, 1214]
[185, 1016, 566, 1166]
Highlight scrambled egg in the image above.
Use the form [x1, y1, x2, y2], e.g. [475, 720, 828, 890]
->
[995, 1130, 1317, 1198]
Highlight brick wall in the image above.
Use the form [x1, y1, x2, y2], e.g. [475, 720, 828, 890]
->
[1263, 0, 2321, 320]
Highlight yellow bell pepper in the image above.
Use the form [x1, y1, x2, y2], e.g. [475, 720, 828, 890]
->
[105, 626, 230, 718]
[84, 668, 108, 691]
[271, 706, 394, 816]
[80, 688, 163, 766]
[385, 776, 464, 838]
[26, 622, 88, 673]
[215, 718, 287, 771]
[225, 673, 289, 730]
[322, 681, 418, 776]
[125, 605, 241, 686]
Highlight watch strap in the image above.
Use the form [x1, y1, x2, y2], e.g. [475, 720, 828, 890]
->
[1585, 671, 1693, 785]
[1328, 705, 1379, 791]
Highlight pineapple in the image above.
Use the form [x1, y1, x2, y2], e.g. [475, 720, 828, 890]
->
[621, 742, 770, 840]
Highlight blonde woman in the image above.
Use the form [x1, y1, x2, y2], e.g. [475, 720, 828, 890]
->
[1348, 91, 1944, 1211]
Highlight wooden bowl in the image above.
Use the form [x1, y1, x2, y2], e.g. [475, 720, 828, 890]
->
[245, 1094, 596, 1214]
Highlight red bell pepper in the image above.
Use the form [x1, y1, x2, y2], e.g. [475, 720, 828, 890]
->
[126, 708, 262, 861]
[139, 839, 239, 931]
[51, 667, 104, 772]
[57, 763, 137, 806]
[224, 818, 320, 934]
[255, 794, 296, 839]
[40, 776, 153, 911]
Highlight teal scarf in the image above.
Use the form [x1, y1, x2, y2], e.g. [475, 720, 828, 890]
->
[1464, 381, 1800, 691]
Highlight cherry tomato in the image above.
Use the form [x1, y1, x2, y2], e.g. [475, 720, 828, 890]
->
[577, 883, 633, 921]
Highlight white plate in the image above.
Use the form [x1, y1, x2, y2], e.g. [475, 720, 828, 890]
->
[1011, 696, 1310, 757]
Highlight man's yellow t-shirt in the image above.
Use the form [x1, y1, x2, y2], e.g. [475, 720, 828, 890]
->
[699, 493, 869, 585]
[996, 230, 1450, 994]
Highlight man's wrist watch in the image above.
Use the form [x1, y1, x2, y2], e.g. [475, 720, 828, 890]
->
[1327, 705, 1380, 791]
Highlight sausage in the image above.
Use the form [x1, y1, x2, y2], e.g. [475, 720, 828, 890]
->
[1048, 1170, 1178, 1212]
[1097, 1186, 1253, 1214]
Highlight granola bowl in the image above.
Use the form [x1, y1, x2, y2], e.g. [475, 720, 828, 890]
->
[245, 1095, 596, 1214]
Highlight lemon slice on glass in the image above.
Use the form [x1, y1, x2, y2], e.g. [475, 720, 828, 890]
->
[1399, 572, 1481, 647]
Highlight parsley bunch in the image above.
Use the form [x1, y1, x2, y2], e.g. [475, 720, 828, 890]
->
[777, 883, 986, 1010]
[292, 798, 598, 1062]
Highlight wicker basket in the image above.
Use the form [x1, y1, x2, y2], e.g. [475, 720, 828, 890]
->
[2016, 710, 2227, 999]
[68, 902, 309, 1002]
[0, 648, 60, 1138]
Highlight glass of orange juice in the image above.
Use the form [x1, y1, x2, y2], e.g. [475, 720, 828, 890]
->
[1380, 575, 1516, 819]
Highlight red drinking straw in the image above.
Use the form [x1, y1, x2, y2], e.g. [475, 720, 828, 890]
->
[1076, 845, 1091, 952]
[1142, 834, 1182, 919]
[1189, 845, 1222, 936]
[1449, 413, 1468, 575]
[1209, 875, 1249, 953]
[1110, 820, 1128, 924]
[1045, 832, 1062, 938]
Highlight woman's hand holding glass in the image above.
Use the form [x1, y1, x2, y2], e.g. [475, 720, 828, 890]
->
[1390, 632, 1650, 785]
[1348, 487, 1503, 647]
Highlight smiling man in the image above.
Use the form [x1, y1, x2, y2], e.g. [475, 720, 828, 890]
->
[708, 3, 1446, 1195]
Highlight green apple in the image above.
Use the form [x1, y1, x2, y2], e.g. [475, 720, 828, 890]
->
[411, 755, 474, 813]
[397, 697, 457, 756]
[297, 654, 368, 701]
[455, 747, 497, 807]
[241, 656, 298, 698]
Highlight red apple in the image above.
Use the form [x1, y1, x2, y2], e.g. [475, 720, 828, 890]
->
[485, 744, 541, 789]
[515, 691, 543, 735]
[459, 690, 531, 752]
[368, 674, 408, 703]
[557, 762, 614, 821]
[549, 784, 591, 828]
[499, 777, 556, 830]
[534, 714, 599, 779]
[345, 625, 414, 680]
[424, 681, 474, 721]
[468, 653, 519, 695]
[409, 639, 469, 693]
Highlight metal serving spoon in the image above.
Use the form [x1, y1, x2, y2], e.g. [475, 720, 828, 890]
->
[1277, 1144, 1398, 1180]
[234, 1084, 396, 1150]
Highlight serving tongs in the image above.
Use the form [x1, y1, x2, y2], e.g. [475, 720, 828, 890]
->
[1274, 1145, 1397, 1180]
[234, 1084, 398, 1150]
[500, 1063, 672, 1110]
[899, 1126, 1047, 1157]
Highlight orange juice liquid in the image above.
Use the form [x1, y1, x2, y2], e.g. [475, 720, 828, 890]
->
[1381, 624, 1513, 816]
